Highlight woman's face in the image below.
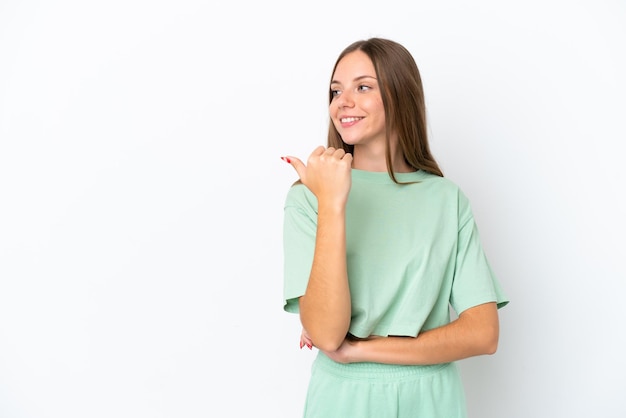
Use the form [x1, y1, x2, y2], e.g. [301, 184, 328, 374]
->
[329, 50, 386, 149]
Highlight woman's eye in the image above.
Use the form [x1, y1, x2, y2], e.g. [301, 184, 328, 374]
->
[331, 89, 341, 97]
[358, 85, 371, 92]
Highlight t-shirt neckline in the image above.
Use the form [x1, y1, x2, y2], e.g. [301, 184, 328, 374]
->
[351, 168, 430, 184]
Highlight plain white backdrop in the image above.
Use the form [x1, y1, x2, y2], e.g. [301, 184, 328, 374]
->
[1, 0, 625, 417]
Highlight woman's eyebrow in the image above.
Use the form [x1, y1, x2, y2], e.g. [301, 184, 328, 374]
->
[331, 75, 378, 85]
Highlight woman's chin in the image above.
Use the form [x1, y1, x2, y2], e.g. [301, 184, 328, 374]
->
[339, 136, 361, 146]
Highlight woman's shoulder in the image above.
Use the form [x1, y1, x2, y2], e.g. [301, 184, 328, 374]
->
[415, 173, 475, 213]
[284, 181, 317, 210]
[419, 171, 464, 194]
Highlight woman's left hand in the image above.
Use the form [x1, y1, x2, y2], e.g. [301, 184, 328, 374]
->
[300, 328, 313, 350]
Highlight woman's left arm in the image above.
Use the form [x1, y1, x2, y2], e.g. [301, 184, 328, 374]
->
[324, 302, 499, 365]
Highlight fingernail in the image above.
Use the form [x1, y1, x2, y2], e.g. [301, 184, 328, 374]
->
[300, 341, 304, 349]
[307, 343, 312, 350]
[281, 156, 291, 163]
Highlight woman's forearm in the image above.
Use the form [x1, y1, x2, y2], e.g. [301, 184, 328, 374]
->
[299, 202, 351, 352]
[348, 302, 499, 365]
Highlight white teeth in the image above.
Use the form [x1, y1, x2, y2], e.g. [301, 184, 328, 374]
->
[341, 117, 363, 123]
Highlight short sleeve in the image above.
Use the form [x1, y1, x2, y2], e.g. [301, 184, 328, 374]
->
[282, 185, 318, 313]
[449, 191, 509, 315]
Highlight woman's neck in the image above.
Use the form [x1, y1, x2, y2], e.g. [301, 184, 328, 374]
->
[351, 144, 415, 173]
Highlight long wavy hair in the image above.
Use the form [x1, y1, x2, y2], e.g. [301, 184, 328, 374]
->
[327, 38, 443, 181]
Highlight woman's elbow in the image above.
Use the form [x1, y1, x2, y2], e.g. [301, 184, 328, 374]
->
[314, 337, 344, 353]
[479, 324, 499, 355]
[305, 327, 347, 352]
[463, 302, 500, 356]
[483, 335, 499, 355]
[300, 320, 347, 352]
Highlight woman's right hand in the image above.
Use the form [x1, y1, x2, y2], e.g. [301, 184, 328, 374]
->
[282, 146, 353, 208]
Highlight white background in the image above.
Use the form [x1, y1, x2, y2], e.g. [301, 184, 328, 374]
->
[1, 0, 625, 417]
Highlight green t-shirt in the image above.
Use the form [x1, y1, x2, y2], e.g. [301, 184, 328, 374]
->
[283, 169, 508, 338]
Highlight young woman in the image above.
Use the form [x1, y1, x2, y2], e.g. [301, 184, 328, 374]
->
[281, 37, 508, 418]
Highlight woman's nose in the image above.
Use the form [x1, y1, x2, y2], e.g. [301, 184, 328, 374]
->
[337, 91, 354, 108]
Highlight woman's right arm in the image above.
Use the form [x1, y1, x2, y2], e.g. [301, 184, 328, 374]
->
[283, 146, 352, 352]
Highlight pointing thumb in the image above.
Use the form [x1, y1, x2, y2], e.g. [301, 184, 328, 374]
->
[281, 156, 306, 180]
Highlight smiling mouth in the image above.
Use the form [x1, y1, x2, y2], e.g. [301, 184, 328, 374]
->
[340, 117, 364, 123]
